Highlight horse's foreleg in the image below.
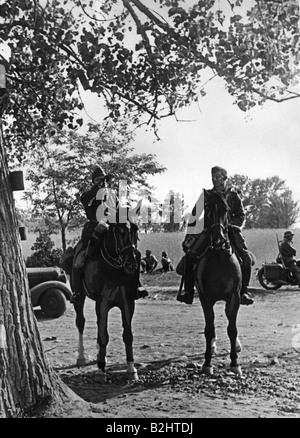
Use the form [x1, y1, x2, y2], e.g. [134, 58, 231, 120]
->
[95, 344, 107, 383]
[120, 289, 138, 381]
[225, 296, 242, 376]
[201, 300, 215, 375]
[95, 298, 110, 382]
[74, 299, 87, 366]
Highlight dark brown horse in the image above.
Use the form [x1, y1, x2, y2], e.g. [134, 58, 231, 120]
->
[195, 190, 243, 376]
[71, 220, 140, 382]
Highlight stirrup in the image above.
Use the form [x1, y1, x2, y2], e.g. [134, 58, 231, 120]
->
[241, 292, 254, 305]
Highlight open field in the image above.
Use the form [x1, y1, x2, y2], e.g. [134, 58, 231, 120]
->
[21, 227, 300, 287]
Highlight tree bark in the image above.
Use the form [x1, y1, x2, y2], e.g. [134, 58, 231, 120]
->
[61, 226, 67, 253]
[0, 124, 68, 417]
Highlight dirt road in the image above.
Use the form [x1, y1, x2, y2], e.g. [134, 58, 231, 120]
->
[36, 286, 300, 418]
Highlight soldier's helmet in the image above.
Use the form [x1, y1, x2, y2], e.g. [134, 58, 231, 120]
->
[284, 230, 294, 238]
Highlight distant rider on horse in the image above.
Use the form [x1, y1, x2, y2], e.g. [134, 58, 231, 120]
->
[177, 166, 254, 306]
[70, 166, 148, 304]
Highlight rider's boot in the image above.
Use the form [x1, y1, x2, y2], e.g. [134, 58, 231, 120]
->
[177, 257, 195, 305]
[240, 287, 254, 305]
[70, 290, 83, 304]
[70, 267, 85, 304]
[135, 251, 149, 300]
[240, 257, 254, 305]
[137, 284, 149, 299]
[177, 286, 194, 304]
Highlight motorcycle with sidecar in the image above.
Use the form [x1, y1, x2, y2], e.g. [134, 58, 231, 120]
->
[257, 261, 300, 290]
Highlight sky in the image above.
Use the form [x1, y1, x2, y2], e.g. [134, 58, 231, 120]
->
[72, 0, 300, 220]
[80, 74, 300, 220]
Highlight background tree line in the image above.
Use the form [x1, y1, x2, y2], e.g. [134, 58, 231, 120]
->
[19, 151, 300, 254]
[228, 174, 300, 229]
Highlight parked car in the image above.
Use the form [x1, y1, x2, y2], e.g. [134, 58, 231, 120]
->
[26, 267, 72, 318]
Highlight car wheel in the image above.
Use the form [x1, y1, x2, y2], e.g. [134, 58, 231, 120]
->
[40, 288, 67, 318]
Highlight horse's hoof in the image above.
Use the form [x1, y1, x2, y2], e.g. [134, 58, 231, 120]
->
[76, 357, 86, 367]
[202, 365, 214, 375]
[95, 370, 107, 383]
[236, 338, 242, 353]
[126, 362, 138, 380]
[127, 371, 139, 381]
[230, 365, 243, 377]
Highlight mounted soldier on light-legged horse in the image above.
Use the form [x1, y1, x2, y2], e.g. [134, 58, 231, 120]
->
[70, 166, 148, 304]
[62, 166, 148, 382]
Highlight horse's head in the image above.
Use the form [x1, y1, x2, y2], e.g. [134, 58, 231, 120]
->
[102, 221, 138, 275]
[205, 190, 231, 252]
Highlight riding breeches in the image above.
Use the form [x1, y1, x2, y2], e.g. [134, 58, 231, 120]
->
[229, 228, 252, 287]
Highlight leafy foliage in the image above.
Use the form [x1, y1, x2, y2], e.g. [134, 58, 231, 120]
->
[1, 0, 300, 156]
[25, 228, 62, 267]
[228, 174, 300, 228]
[23, 121, 166, 249]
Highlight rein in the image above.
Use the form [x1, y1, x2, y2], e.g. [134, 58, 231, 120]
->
[100, 226, 135, 270]
[208, 203, 232, 254]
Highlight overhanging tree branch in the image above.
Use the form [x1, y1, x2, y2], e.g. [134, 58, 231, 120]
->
[123, 0, 218, 71]
[250, 85, 300, 102]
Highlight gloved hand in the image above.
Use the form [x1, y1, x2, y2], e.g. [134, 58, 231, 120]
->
[91, 221, 109, 244]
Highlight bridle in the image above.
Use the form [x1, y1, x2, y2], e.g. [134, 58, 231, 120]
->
[100, 223, 137, 272]
[208, 197, 231, 254]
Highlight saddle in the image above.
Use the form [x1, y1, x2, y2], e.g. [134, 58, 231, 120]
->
[176, 233, 241, 277]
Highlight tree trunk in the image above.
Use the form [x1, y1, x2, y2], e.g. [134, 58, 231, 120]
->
[61, 226, 67, 253]
[0, 124, 70, 417]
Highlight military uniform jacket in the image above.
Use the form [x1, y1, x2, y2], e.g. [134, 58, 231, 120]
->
[187, 187, 245, 232]
[81, 184, 109, 221]
[279, 239, 297, 263]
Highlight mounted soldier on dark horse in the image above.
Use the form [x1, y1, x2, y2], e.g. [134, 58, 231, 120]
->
[177, 165, 254, 306]
[176, 166, 256, 375]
